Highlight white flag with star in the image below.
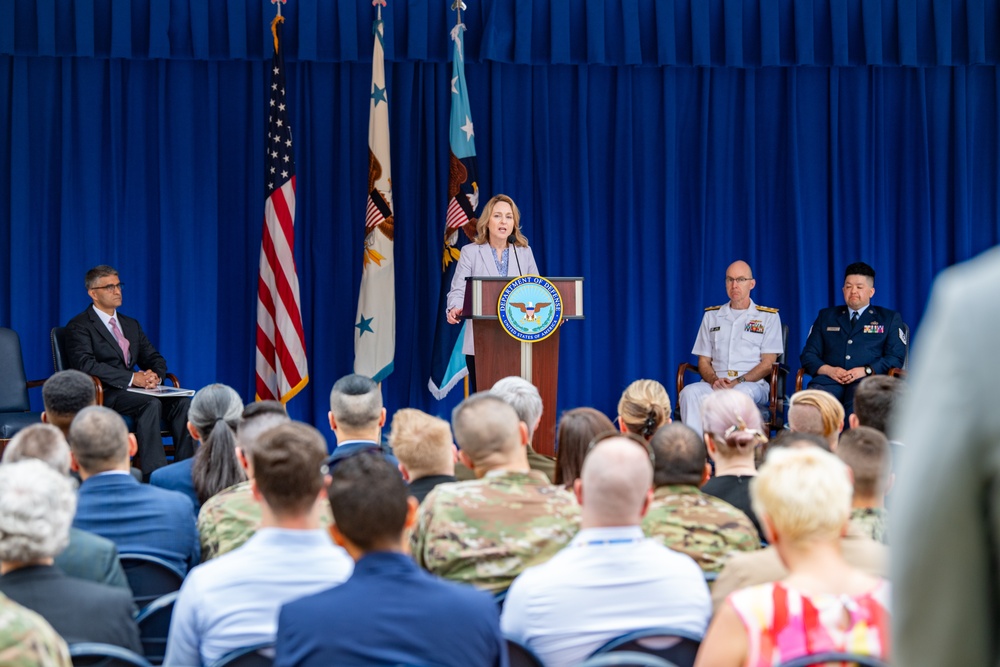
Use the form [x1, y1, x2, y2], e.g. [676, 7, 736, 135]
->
[354, 6, 395, 382]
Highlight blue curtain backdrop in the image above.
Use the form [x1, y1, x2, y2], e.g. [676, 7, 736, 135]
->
[3, 0, 1000, 448]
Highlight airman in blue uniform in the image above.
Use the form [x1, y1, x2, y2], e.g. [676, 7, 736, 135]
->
[800, 262, 906, 417]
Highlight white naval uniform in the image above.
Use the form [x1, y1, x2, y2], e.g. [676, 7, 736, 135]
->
[679, 299, 783, 436]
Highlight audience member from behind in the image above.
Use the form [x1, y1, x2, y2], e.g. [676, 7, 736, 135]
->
[642, 423, 759, 573]
[710, 431, 888, 609]
[837, 426, 892, 544]
[389, 408, 457, 503]
[150, 383, 246, 510]
[787, 389, 844, 451]
[617, 379, 672, 440]
[851, 375, 905, 472]
[2, 424, 128, 590]
[411, 393, 579, 592]
[69, 406, 200, 573]
[491, 376, 557, 480]
[40, 369, 96, 436]
[42, 368, 143, 483]
[0, 591, 71, 667]
[326, 374, 398, 466]
[197, 401, 290, 561]
[0, 460, 141, 652]
[696, 448, 891, 666]
[553, 407, 616, 487]
[165, 423, 353, 666]
[274, 453, 505, 667]
[502, 435, 711, 666]
[699, 390, 768, 538]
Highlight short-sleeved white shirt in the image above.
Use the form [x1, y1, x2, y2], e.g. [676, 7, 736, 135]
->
[691, 300, 783, 374]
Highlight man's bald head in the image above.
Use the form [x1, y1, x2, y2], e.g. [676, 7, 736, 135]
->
[451, 393, 524, 469]
[727, 260, 753, 278]
[578, 437, 654, 528]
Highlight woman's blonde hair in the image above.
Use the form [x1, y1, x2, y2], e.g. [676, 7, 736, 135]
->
[701, 389, 767, 457]
[473, 194, 529, 247]
[751, 446, 853, 543]
[788, 389, 845, 438]
[617, 379, 671, 440]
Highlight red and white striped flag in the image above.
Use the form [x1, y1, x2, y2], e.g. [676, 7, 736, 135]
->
[256, 14, 308, 402]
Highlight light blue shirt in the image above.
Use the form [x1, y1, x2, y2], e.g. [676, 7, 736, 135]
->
[164, 528, 354, 666]
[501, 525, 711, 667]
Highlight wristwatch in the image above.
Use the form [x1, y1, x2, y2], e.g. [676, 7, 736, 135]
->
[864, 365, 873, 376]
[736, 376, 746, 384]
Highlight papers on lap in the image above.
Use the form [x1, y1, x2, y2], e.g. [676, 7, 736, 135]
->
[127, 386, 195, 397]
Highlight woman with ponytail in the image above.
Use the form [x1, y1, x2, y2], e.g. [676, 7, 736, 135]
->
[150, 383, 245, 509]
[616, 379, 672, 441]
[699, 389, 768, 539]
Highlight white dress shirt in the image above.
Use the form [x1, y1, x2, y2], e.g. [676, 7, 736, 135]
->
[500, 525, 711, 667]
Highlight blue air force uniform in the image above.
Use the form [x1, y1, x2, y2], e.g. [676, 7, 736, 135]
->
[800, 304, 907, 414]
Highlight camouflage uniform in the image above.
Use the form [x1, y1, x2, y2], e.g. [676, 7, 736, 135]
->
[642, 485, 760, 574]
[410, 470, 580, 593]
[198, 481, 333, 562]
[0, 592, 71, 667]
[850, 507, 889, 545]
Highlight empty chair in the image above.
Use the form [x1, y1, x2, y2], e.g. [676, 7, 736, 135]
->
[0, 327, 45, 448]
[69, 642, 153, 667]
[119, 554, 185, 611]
[590, 627, 702, 667]
[135, 591, 178, 665]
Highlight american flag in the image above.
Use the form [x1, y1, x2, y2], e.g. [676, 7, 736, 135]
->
[255, 15, 308, 402]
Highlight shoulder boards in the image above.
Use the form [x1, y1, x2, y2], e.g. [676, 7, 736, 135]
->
[756, 305, 779, 313]
[704, 305, 723, 311]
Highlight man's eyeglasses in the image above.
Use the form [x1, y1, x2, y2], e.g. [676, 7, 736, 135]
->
[725, 277, 752, 285]
[586, 430, 656, 467]
[92, 282, 124, 293]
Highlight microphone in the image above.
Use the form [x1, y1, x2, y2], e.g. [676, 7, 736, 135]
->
[508, 233, 523, 276]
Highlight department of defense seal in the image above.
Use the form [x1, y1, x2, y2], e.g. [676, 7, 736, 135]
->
[497, 276, 563, 342]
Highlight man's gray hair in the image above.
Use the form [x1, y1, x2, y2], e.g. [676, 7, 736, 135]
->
[2, 424, 72, 475]
[490, 376, 543, 439]
[0, 459, 76, 562]
[329, 374, 382, 429]
[68, 405, 130, 472]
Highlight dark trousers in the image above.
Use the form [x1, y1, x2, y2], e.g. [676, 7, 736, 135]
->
[806, 376, 859, 422]
[465, 355, 477, 393]
[104, 390, 194, 475]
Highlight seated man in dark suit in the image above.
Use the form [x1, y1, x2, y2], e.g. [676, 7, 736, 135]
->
[2, 423, 128, 590]
[0, 459, 141, 652]
[66, 264, 193, 476]
[800, 262, 906, 418]
[69, 406, 200, 574]
[274, 453, 505, 667]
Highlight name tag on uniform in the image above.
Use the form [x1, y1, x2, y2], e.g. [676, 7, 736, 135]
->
[745, 320, 764, 334]
[863, 324, 885, 334]
[826, 326, 840, 331]
[710, 326, 720, 332]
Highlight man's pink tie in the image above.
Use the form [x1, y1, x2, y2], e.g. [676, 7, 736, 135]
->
[109, 317, 131, 364]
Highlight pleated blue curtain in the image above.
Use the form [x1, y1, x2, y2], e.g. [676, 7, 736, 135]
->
[3, 0, 999, 445]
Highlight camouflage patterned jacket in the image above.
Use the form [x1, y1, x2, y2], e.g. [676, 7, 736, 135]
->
[642, 485, 760, 573]
[198, 481, 333, 562]
[850, 507, 889, 545]
[410, 470, 580, 593]
[0, 592, 71, 667]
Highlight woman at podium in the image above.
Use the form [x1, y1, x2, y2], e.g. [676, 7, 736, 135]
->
[446, 194, 538, 389]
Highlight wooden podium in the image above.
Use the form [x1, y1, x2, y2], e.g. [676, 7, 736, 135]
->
[463, 276, 584, 457]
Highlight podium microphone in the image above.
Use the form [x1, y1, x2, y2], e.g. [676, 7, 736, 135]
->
[508, 233, 523, 276]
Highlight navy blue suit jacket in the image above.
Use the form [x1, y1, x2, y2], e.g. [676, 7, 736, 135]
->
[800, 304, 907, 378]
[73, 473, 200, 574]
[66, 306, 168, 389]
[149, 458, 199, 511]
[274, 552, 506, 667]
